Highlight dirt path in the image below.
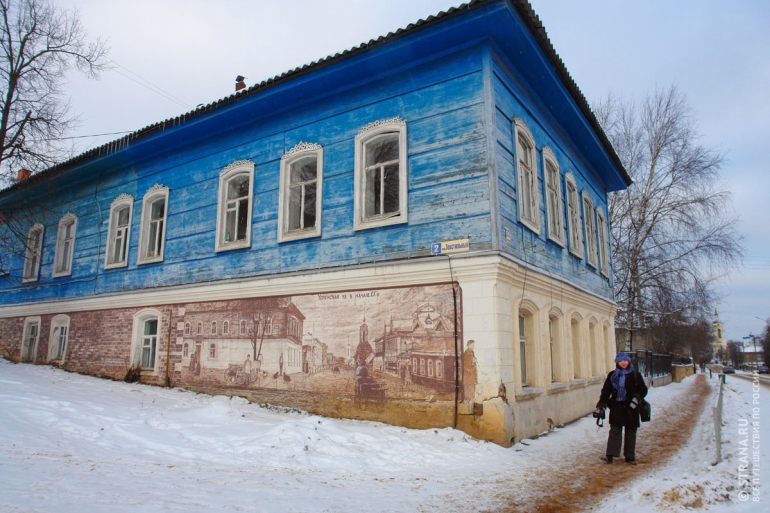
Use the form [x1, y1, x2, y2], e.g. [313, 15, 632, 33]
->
[489, 375, 712, 513]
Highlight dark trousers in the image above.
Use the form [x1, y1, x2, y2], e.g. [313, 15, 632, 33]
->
[606, 425, 637, 460]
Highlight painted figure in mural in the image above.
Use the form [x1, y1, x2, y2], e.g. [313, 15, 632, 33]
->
[355, 362, 369, 395]
[279, 352, 284, 376]
[463, 340, 478, 402]
[404, 363, 412, 389]
[597, 352, 648, 465]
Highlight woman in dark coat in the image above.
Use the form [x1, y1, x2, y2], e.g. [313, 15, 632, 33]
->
[596, 352, 648, 464]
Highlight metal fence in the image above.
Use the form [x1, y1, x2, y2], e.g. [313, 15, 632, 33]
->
[629, 350, 674, 378]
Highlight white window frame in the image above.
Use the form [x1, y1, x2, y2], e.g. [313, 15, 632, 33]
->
[129, 309, 162, 373]
[137, 184, 170, 265]
[542, 147, 564, 246]
[596, 206, 610, 277]
[48, 314, 71, 363]
[211, 321, 217, 335]
[223, 320, 229, 335]
[582, 192, 598, 268]
[22, 223, 44, 283]
[278, 142, 323, 242]
[184, 323, 191, 335]
[215, 160, 255, 252]
[52, 213, 77, 278]
[513, 118, 540, 234]
[105, 194, 134, 269]
[353, 117, 408, 231]
[20, 316, 42, 362]
[565, 173, 583, 258]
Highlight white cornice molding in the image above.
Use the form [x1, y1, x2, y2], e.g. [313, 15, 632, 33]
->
[282, 142, 322, 160]
[111, 193, 133, 207]
[0, 253, 616, 319]
[221, 159, 254, 175]
[357, 116, 405, 137]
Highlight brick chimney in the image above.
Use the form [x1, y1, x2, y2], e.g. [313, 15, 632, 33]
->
[235, 75, 246, 92]
[17, 169, 32, 181]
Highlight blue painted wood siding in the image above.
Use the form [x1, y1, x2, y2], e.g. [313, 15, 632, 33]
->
[491, 48, 614, 300]
[2, 44, 493, 304]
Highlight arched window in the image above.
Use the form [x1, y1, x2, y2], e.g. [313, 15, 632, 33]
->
[223, 321, 229, 335]
[216, 160, 255, 251]
[549, 310, 565, 383]
[138, 184, 169, 264]
[565, 174, 584, 258]
[543, 147, 564, 246]
[211, 321, 217, 335]
[514, 118, 539, 233]
[48, 314, 71, 363]
[517, 302, 539, 388]
[596, 207, 610, 277]
[583, 192, 598, 268]
[240, 320, 246, 335]
[571, 316, 583, 379]
[420, 358, 425, 375]
[53, 213, 77, 277]
[197, 322, 202, 335]
[428, 360, 434, 377]
[131, 309, 162, 372]
[184, 323, 190, 335]
[278, 142, 324, 242]
[354, 117, 408, 230]
[106, 194, 133, 269]
[435, 360, 442, 378]
[265, 317, 272, 335]
[183, 343, 189, 358]
[209, 343, 217, 358]
[22, 223, 44, 283]
[21, 316, 41, 362]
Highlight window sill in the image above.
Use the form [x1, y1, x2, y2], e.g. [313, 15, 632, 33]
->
[586, 259, 598, 269]
[52, 270, 72, 278]
[547, 234, 566, 248]
[105, 262, 128, 270]
[516, 386, 544, 401]
[354, 213, 406, 231]
[570, 378, 588, 388]
[278, 227, 321, 243]
[547, 381, 569, 394]
[519, 217, 540, 235]
[138, 256, 164, 265]
[568, 248, 584, 259]
[215, 240, 251, 253]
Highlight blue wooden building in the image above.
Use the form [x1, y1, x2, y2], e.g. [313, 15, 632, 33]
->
[0, 0, 630, 445]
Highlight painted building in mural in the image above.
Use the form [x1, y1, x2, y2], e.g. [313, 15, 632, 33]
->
[0, 0, 630, 446]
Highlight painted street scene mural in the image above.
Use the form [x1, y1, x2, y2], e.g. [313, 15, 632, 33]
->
[178, 284, 464, 402]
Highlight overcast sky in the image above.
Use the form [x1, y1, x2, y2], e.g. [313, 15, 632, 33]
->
[59, 0, 770, 342]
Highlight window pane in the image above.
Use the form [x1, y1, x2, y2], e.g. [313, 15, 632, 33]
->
[118, 207, 129, 227]
[521, 169, 532, 220]
[288, 186, 302, 230]
[228, 175, 249, 200]
[61, 240, 71, 272]
[365, 167, 380, 218]
[290, 157, 317, 184]
[303, 182, 316, 228]
[151, 199, 165, 220]
[383, 164, 399, 214]
[225, 206, 236, 242]
[144, 319, 158, 336]
[237, 198, 248, 240]
[365, 134, 399, 167]
[517, 136, 532, 167]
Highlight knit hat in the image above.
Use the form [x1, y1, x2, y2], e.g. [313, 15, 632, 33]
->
[615, 352, 631, 363]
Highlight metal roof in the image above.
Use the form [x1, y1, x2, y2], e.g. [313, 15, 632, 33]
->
[1, 0, 630, 195]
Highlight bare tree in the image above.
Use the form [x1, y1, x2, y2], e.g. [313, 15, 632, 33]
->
[0, 0, 108, 180]
[594, 86, 743, 351]
[0, 0, 108, 275]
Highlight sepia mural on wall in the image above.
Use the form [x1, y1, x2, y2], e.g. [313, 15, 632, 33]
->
[178, 284, 464, 402]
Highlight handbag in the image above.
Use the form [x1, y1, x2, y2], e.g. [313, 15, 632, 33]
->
[640, 399, 651, 422]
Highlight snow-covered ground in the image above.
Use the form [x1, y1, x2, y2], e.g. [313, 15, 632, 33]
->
[0, 358, 766, 512]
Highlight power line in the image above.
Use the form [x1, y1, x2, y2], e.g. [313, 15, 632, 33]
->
[44, 130, 134, 141]
[109, 59, 193, 110]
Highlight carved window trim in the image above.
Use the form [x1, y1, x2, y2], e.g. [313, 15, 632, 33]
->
[542, 147, 564, 247]
[53, 213, 78, 278]
[353, 117, 408, 231]
[582, 192, 598, 268]
[514, 118, 540, 234]
[215, 160, 255, 252]
[138, 184, 170, 265]
[278, 142, 323, 242]
[22, 223, 44, 283]
[565, 173, 584, 259]
[596, 206, 610, 277]
[105, 194, 134, 269]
